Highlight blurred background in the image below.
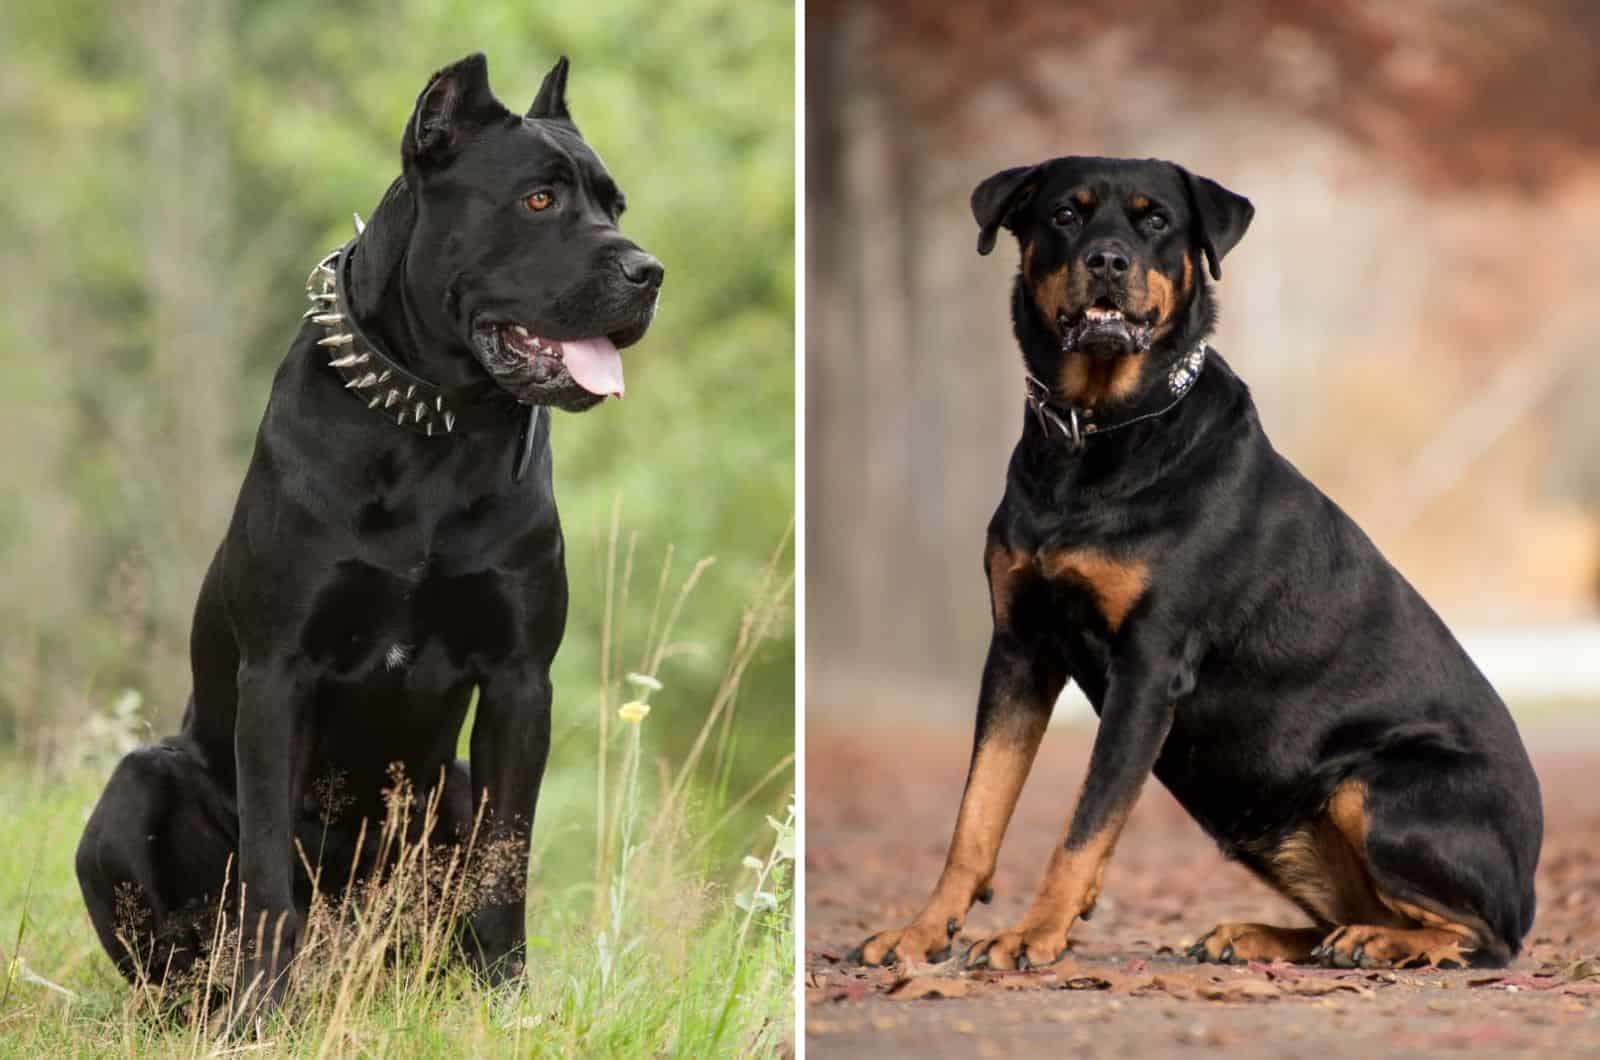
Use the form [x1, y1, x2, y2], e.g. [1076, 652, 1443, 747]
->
[0, 0, 793, 994]
[0, 0, 793, 766]
[806, 0, 1600, 725]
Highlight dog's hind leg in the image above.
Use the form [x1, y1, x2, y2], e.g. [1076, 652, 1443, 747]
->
[1195, 760, 1540, 968]
[76, 736, 238, 985]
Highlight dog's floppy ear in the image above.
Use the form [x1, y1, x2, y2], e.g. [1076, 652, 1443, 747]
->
[971, 164, 1043, 256]
[403, 52, 504, 169]
[528, 56, 576, 129]
[1172, 164, 1254, 281]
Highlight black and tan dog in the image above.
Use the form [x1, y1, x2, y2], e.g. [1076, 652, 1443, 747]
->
[848, 156, 1542, 973]
[75, 53, 661, 997]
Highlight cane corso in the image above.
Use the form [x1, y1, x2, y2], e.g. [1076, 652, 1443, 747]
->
[848, 156, 1542, 972]
[75, 52, 662, 995]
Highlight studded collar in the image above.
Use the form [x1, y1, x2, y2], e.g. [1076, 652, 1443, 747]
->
[1024, 341, 1208, 450]
[302, 218, 545, 481]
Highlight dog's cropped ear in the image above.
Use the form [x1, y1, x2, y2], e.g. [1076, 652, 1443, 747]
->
[971, 164, 1043, 256]
[403, 53, 504, 169]
[528, 56, 577, 129]
[1172, 164, 1254, 281]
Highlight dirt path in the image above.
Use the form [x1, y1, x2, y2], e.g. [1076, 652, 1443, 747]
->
[805, 721, 1600, 1057]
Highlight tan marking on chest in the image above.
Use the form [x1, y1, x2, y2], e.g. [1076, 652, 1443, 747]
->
[986, 543, 1033, 629]
[1039, 549, 1150, 631]
[1058, 351, 1146, 408]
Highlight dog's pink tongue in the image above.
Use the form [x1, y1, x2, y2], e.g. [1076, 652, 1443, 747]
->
[561, 337, 625, 398]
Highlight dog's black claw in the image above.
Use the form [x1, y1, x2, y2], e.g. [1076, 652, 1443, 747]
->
[1219, 943, 1235, 963]
[977, 887, 994, 905]
[946, 917, 960, 937]
[963, 943, 990, 970]
[928, 947, 952, 964]
[1016, 951, 1032, 971]
[882, 948, 898, 966]
[1309, 943, 1324, 958]
[844, 944, 865, 965]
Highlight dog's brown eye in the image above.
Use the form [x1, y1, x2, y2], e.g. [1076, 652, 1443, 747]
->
[525, 191, 555, 212]
[1053, 206, 1078, 227]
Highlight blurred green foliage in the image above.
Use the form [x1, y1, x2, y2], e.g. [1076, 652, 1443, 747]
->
[0, 1, 795, 775]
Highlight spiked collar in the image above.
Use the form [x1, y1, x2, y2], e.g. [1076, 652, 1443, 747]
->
[1024, 341, 1208, 450]
[302, 218, 545, 481]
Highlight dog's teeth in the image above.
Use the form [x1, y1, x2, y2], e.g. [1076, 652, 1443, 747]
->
[513, 325, 531, 338]
[384, 388, 400, 408]
[328, 352, 369, 368]
[319, 333, 354, 347]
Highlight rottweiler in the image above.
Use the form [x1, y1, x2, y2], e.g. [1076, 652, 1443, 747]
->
[74, 53, 662, 997]
[848, 156, 1542, 973]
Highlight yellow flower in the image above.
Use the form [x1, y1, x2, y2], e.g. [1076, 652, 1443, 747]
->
[618, 700, 651, 724]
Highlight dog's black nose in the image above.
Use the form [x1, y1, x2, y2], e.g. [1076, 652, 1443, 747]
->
[619, 251, 664, 289]
[1083, 242, 1131, 278]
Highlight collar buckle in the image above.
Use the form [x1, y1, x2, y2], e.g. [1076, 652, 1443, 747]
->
[1024, 371, 1084, 449]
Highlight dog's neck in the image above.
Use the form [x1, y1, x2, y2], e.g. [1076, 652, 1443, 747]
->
[1010, 279, 1217, 450]
[344, 178, 516, 403]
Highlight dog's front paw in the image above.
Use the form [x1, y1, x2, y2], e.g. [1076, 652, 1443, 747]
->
[846, 917, 962, 967]
[961, 927, 1069, 971]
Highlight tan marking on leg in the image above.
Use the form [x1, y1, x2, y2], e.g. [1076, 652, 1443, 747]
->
[1251, 779, 1496, 966]
[856, 711, 1051, 965]
[966, 808, 1130, 971]
[985, 542, 1032, 630]
[1193, 922, 1324, 964]
[1317, 924, 1474, 969]
[1040, 549, 1148, 631]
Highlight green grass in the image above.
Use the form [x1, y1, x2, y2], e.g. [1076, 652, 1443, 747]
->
[0, 533, 794, 1057]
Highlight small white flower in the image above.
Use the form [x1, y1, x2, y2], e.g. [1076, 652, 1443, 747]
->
[625, 673, 663, 692]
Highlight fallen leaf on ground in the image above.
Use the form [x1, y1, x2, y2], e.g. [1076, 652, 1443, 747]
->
[886, 976, 970, 1000]
[1197, 978, 1283, 1002]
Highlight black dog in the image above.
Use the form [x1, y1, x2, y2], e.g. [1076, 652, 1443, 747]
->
[849, 156, 1541, 973]
[75, 52, 661, 995]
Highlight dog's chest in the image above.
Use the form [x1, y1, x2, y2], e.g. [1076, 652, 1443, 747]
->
[300, 554, 524, 680]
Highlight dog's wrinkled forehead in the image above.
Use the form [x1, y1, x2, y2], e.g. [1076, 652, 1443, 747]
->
[462, 118, 623, 214]
[1027, 157, 1188, 223]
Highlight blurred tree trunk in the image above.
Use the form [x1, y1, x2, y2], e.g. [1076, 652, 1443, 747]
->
[132, 0, 239, 696]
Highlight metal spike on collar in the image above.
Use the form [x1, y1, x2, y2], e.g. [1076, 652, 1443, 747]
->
[299, 236, 476, 448]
